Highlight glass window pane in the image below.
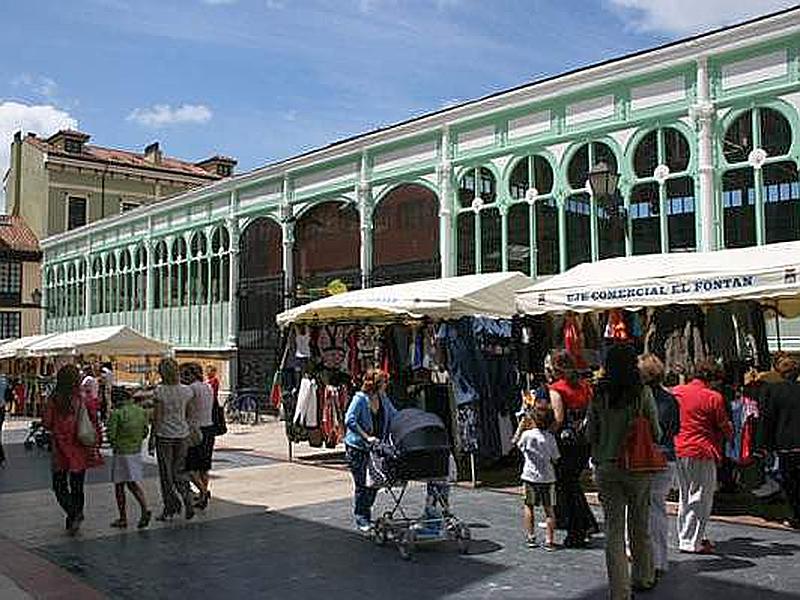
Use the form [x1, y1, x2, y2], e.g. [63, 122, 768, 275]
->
[631, 183, 661, 255]
[593, 142, 618, 175]
[764, 161, 800, 244]
[533, 156, 554, 195]
[481, 208, 502, 273]
[536, 199, 560, 276]
[664, 128, 690, 173]
[633, 131, 658, 179]
[508, 160, 528, 201]
[507, 204, 530, 275]
[666, 177, 696, 252]
[457, 212, 475, 275]
[722, 168, 756, 248]
[567, 145, 589, 190]
[566, 193, 591, 268]
[760, 108, 792, 158]
[723, 110, 753, 164]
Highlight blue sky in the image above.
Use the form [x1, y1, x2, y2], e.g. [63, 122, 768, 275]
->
[0, 0, 795, 183]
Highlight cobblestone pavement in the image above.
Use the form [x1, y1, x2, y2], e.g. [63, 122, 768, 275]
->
[2, 422, 799, 599]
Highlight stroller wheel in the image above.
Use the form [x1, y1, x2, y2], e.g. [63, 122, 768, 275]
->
[372, 519, 388, 546]
[398, 530, 416, 561]
[457, 524, 471, 555]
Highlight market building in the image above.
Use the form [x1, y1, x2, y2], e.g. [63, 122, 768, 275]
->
[40, 8, 800, 395]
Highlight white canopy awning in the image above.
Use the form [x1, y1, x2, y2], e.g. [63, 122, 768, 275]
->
[23, 325, 172, 357]
[516, 241, 800, 316]
[0, 334, 59, 360]
[277, 272, 533, 326]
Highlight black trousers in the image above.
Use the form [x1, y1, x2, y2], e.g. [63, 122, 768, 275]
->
[780, 453, 800, 522]
[52, 470, 86, 520]
[556, 442, 598, 538]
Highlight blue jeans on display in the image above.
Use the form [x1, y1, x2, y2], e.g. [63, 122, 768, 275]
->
[346, 445, 377, 521]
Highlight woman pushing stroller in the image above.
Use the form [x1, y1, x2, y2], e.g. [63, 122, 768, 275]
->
[344, 369, 397, 532]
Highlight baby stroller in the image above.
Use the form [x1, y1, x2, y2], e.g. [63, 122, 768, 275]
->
[369, 409, 471, 560]
[24, 421, 51, 452]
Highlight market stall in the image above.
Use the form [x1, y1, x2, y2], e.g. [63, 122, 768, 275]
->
[0, 326, 172, 416]
[514, 240, 800, 483]
[276, 272, 533, 483]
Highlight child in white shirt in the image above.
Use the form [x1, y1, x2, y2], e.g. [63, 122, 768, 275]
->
[514, 405, 560, 550]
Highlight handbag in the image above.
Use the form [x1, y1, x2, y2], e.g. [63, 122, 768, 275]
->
[212, 400, 227, 437]
[188, 426, 203, 447]
[77, 400, 97, 447]
[619, 395, 667, 473]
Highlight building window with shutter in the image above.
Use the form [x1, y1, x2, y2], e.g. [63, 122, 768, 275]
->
[67, 196, 87, 230]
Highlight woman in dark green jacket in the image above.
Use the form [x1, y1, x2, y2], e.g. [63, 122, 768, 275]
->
[588, 343, 661, 600]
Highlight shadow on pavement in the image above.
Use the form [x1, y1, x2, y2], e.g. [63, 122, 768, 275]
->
[37, 504, 509, 600]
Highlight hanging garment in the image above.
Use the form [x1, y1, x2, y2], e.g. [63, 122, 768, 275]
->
[318, 325, 348, 371]
[498, 414, 516, 456]
[437, 320, 488, 407]
[293, 376, 318, 428]
[564, 314, 587, 368]
[295, 330, 311, 359]
[604, 309, 629, 341]
[456, 402, 479, 455]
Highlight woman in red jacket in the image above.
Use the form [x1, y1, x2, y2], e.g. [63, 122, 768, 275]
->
[43, 364, 103, 535]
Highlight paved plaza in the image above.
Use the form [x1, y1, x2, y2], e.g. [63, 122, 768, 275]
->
[1, 419, 799, 599]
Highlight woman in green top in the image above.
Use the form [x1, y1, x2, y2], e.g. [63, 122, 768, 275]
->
[107, 387, 151, 529]
[587, 343, 660, 600]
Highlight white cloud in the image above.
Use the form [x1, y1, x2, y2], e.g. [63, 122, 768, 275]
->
[127, 103, 213, 127]
[11, 74, 59, 99]
[0, 101, 77, 210]
[608, 0, 797, 34]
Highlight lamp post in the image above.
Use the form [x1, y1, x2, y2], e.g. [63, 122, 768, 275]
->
[588, 161, 626, 222]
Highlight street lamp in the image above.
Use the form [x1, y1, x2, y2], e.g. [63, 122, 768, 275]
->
[31, 288, 42, 306]
[587, 161, 619, 201]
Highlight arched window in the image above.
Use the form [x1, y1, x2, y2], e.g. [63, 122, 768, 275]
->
[457, 166, 500, 274]
[171, 237, 189, 307]
[45, 269, 54, 319]
[564, 141, 621, 267]
[210, 226, 230, 303]
[118, 249, 132, 312]
[66, 264, 76, 317]
[77, 260, 86, 317]
[91, 257, 103, 315]
[189, 231, 209, 305]
[722, 107, 798, 247]
[629, 127, 695, 255]
[55, 266, 65, 318]
[104, 254, 117, 313]
[507, 155, 558, 276]
[134, 244, 147, 310]
[152, 241, 168, 309]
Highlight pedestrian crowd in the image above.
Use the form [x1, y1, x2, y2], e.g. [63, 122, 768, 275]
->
[511, 345, 800, 599]
[36, 359, 224, 535]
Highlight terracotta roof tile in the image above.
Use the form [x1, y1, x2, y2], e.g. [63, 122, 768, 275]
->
[25, 136, 222, 180]
[0, 216, 41, 254]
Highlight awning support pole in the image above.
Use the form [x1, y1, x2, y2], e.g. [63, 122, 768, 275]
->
[470, 453, 477, 488]
[775, 310, 782, 353]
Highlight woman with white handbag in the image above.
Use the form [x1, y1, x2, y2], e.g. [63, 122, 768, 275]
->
[43, 364, 104, 535]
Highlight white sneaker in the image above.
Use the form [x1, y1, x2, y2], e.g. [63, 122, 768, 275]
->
[752, 478, 781, 498]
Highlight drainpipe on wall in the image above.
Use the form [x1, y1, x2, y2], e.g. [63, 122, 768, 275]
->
[12, 131, 22, 217]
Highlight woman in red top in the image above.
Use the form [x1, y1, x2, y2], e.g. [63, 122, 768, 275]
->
[206, 365, 220, 403]
[549, 351, 599, 547]
[42, 364, 103, 535]
[672, 360, 733, 554]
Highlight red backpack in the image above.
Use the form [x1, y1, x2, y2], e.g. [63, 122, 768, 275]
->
[619, 393, 667, 473]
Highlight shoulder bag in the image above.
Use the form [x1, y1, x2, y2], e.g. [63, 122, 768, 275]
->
[77, 400, 97, 447]
[212, 399, 227, 437]
[619, 392, 667, 473]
